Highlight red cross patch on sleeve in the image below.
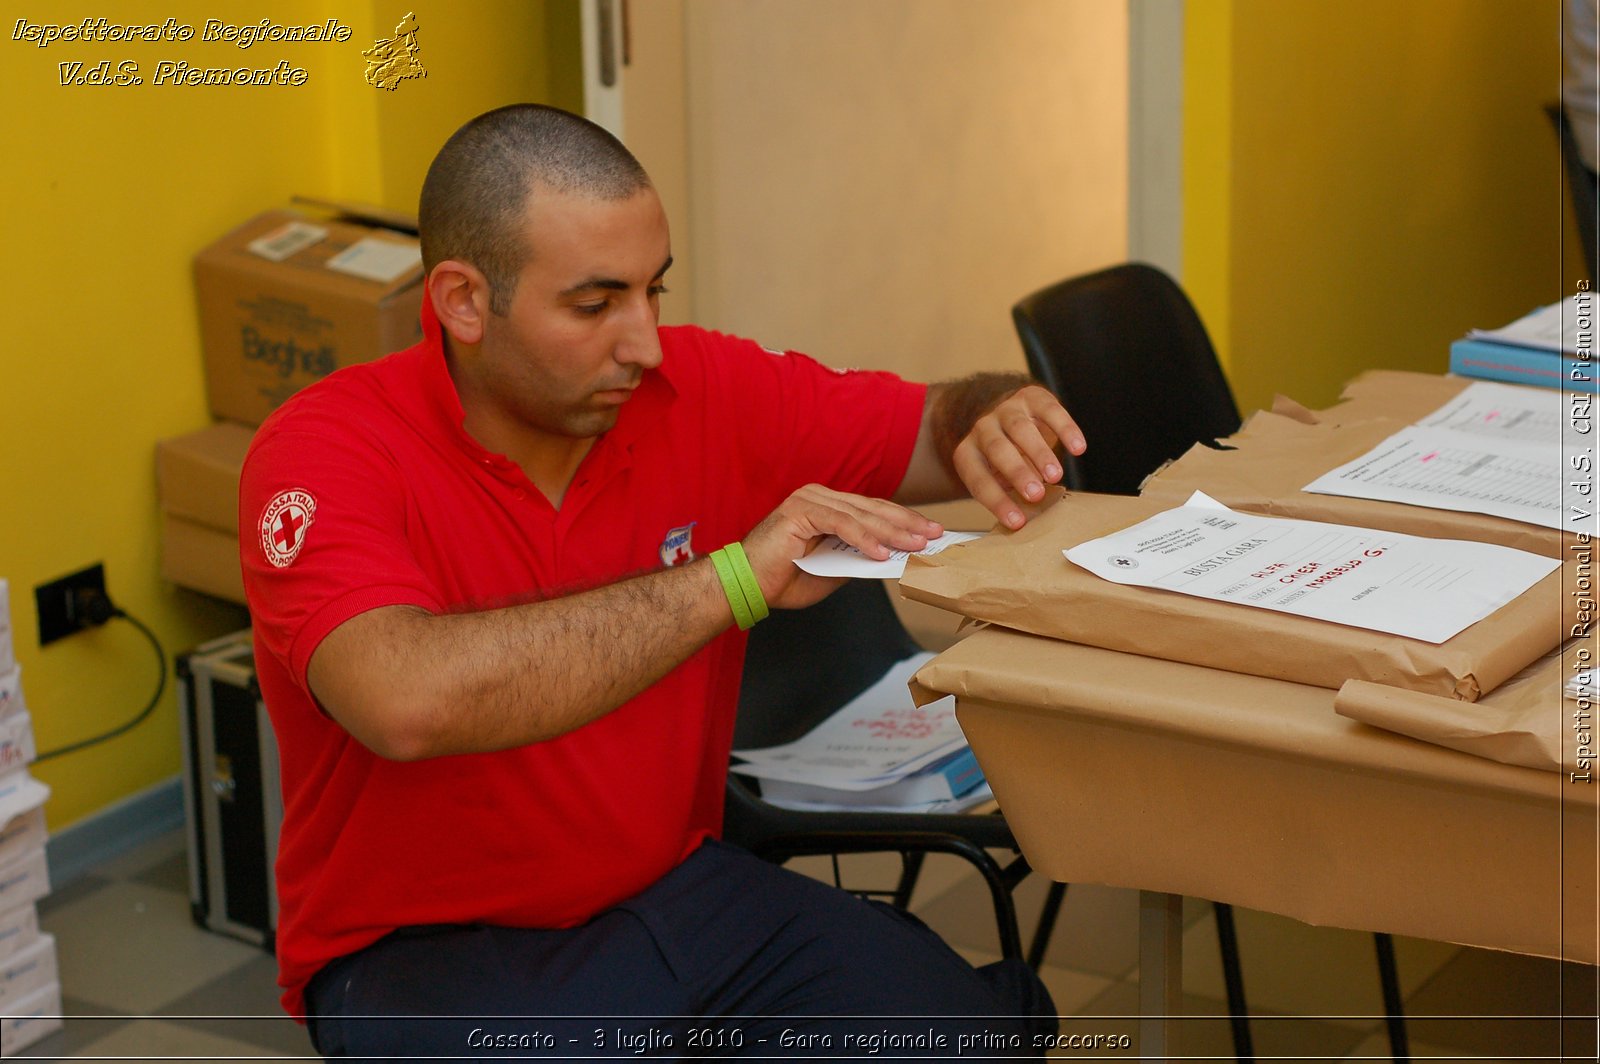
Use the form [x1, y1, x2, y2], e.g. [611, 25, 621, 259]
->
[259, 489, 318, 568]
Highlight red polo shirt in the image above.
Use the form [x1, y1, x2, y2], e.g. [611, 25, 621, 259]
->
[239, 303, 925, 1016]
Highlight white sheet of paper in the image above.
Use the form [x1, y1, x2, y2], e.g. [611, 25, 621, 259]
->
[1303, 383, 1578, 531]
[1063, 492, 1558, 644]
[1469, 298, 1589, 354]
[324, 236, 423, 283]
[793, 530, 983, 579]
[731, 654, 971, 789]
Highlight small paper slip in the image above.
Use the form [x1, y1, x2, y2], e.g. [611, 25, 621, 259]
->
[1303, 383, 1576, 530]
[794, 531, 983, 579]
[1568, 669, 1596, 702]
[247, 221, 327, 262]
[1469, 297, 1592, 355]
[325, 236, 423, 283]
[1063, 492, 1559, 644]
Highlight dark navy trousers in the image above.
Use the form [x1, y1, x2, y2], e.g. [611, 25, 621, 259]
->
[306, 839, 1056, 1059]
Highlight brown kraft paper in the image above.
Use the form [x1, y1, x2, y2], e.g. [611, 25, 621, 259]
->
[1335, 641, 1592, 775]
[899, 491, 1568, 701]
[1140, 404, 1575, 559]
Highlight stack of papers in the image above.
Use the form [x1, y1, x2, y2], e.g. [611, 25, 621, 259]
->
[1469, 299, 1588, 353]
[1303, 382, 1580, 531]
[1568, 670, 1596, 702]
[732, 654, 991, 813]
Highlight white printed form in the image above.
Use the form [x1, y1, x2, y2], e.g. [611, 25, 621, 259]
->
[1303, 383, 1576, 530]
[1064, 492, 1559, 644]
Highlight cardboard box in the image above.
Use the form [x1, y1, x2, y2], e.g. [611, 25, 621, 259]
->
[194, 206, 424, 425]
[156, 421, 252, 604]
[0, 847, 49, 915]
[911, 625, 1598, 965]
[0, 905, 39, 966]
[0, 809, 46, 875]
[0, 713, 35, 778]
[0, 980, 61, 1055]
[0, 666, 24, 722]
[0, 580, 12, 675]
[156, 421, 254, 533]
[0, 774, 47, 829]
[0, 934, 56, 1013]
[161, 514, 245, 605]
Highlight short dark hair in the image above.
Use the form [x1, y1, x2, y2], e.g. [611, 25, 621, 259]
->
[419, 104, 651, 315]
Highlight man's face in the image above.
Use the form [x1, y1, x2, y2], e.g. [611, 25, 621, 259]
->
[470, 185, 672, 444]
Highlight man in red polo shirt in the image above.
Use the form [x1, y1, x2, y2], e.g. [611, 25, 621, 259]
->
[241, 104, 1082, 1058]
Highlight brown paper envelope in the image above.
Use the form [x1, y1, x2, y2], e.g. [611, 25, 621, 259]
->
[1335, 642, 1591, 774]
[900, 491, 1566, 701]
[1141, 409, 1574, 558]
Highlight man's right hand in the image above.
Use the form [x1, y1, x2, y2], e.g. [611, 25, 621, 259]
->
[740, 484, 944, 611]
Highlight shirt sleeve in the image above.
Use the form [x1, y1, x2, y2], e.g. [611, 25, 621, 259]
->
[239, 422, 443, 696]
[678, 328, 927, 516]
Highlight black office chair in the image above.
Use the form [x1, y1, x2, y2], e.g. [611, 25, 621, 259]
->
[726, 577, 1047, 964]
[1012, 262, 1408, 1064]
[1546, 103, 1598, 283]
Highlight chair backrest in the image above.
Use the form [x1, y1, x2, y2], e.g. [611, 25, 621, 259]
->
[733, 577, 923, 751]
[1546, 104, 1599, 282]
[1011, 262, 1241, 495]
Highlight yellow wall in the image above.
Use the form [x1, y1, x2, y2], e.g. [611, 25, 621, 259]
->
[1184, 0, 1579, 415]
[1, 2, 577, 830]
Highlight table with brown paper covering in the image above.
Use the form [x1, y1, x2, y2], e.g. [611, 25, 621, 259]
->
[902, 371, 1597, 1055]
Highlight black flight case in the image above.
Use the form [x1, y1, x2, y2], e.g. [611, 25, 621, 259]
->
[176, 629, 281, 950]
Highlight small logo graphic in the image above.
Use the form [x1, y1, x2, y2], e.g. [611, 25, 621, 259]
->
[261, 489, 318, 568]
[363, 12, 425, 90]
[1108, 555, 1139, 570]
[659, 522, 697, 567]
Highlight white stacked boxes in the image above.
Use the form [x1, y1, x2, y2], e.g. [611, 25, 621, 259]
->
[0, 580, 61, 1052]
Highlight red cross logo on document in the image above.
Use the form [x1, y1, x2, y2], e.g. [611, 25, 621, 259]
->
[260, 489, 318, 568]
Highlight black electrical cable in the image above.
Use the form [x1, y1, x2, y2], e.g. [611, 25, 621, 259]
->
[34, 604, 166, 763]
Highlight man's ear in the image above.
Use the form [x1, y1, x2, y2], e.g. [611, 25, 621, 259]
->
[428, 261, 493, 346]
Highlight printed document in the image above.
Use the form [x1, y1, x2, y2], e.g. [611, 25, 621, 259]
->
[794, 530, 983, 579]
[1303, 383, 1576, 530]
[1469, 298, 1586, 354]
[1063, 492, 1558, 644]
[731, 654, 969, 789]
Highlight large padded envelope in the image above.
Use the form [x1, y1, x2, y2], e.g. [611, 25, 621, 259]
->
[899, 492, 1568, 701]
[1142, 371, 1577, 558]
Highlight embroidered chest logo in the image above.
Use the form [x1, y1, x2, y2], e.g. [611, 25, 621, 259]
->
[260, 489, 318, 568]
[659, 522, 697, 567]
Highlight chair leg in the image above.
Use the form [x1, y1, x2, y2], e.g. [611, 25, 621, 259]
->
[1027, 882, 1067, 970]
[893, 851, 927, 909]
[1373, 932, 1410, 1063]
[1212, 902, 1255, 1064]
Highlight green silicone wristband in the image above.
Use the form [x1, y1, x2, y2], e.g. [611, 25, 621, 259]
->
[710, 548, 755, 630]
[723, 542, 770, 625]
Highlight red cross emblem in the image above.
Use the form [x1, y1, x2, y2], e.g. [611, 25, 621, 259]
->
[260, 489, 318, 568]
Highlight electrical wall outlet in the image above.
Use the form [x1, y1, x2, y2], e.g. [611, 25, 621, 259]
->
[34, 563, 109, 646]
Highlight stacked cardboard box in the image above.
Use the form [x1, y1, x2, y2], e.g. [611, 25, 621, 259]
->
[0, 580, 61, 1053]
[156, 423, 254, 604]
[159, 201, 424, 604]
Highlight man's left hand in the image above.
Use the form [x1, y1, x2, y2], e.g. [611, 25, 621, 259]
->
[952, 384, 1084, 530]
